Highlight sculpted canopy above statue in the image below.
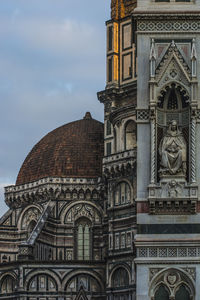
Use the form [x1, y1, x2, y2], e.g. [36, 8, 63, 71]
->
[159, 120, 187, 177]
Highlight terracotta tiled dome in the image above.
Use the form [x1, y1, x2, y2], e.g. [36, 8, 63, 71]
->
[16, 112, 104, 185]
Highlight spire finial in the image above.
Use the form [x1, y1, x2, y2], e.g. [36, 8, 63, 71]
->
[83, 112, 92, 120]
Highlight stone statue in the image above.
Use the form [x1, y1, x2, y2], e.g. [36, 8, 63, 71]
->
[159, 120, 187, 176]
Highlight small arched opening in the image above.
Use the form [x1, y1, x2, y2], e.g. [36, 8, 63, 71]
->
[124, 120, 136, 151]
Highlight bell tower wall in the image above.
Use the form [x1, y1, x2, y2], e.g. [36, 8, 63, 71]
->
[134, 1, 200, 300]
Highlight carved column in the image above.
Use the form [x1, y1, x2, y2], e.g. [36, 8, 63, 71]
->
[150, 113, 156, 184]
[191, 116, 197, 183]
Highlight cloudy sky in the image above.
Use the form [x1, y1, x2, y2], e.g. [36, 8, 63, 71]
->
[0, 0, 110, 214]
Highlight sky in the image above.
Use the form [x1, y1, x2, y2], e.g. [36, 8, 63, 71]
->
[0, 0, 110, 215]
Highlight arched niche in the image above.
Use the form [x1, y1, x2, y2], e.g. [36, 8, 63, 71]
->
[0, 275, 17, 294]
[124, 120, 136, 151]
[111, 267, 129, 288]
[156, 82, 189, 181]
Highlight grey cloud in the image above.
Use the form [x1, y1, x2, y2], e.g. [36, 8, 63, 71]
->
[0, 1, 107, 218]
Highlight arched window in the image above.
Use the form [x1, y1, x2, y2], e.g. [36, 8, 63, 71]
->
[28, 274, 57, 292]
[125, 121, 136, 150]
[106, 120, 112, 136]
[114, 182, 131, 205]
[1, 275, 16, 294]
[112, 267, 129, 288]
[76, 219, 91, 260]
[175, 285, 190, 300]
[155, 284, 169, 300]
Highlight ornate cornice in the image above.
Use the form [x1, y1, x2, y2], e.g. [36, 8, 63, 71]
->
[97, 81, 137, 104]
[103, 149, 136, 178]
[4, 177, 101, 209]
[134, 12, 200, 19]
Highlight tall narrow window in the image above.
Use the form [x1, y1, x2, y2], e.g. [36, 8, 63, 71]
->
[106, 120, 112, 136]
[77, 219, 91, 260]
[108, 58, 113, 82]
[125, 121, 136, 150]
[84, 225, 90, 260]
[78, 225, 83, 260]
[106, 142, 112, 156]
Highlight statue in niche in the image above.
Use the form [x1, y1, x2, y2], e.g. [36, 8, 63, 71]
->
[159, 120, 187, 177]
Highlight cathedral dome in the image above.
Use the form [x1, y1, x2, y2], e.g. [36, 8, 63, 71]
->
[16, 112, 104, 185]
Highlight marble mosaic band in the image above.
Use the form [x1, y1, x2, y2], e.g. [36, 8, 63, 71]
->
[137, 20, 200, 32]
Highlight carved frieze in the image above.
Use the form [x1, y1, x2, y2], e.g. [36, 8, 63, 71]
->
[64, 203, 101, 224]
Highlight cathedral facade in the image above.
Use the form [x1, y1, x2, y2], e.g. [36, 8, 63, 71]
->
[1, 0, 200, 299]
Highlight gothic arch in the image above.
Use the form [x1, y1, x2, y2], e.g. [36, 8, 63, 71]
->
[174, 282, 192, 299]
[60, 201, 103, 224]
[62, 270, 104, 291]
[154, 283, 170, 300]
[149, 268, 195, 300]
[17, 204, 43, 230]
[154, 42, 191, 88]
